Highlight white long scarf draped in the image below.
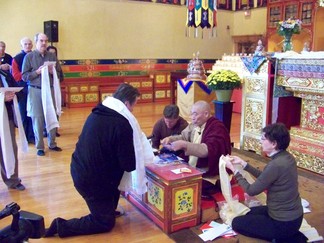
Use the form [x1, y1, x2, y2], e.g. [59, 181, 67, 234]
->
[41, 65, 61, 132]
[102, 96, 154, 194]
[219, 155, 251, 225]
[0, 76, 28, 178]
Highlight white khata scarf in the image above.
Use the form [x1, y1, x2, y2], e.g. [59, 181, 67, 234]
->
[102, 96, 154, 194]
[218, 155, 251, 225]
[41, 65, 61, 132]
[188, 124, 205, 167]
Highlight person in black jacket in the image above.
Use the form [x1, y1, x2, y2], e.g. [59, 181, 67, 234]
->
[0, 69, 25, 191]
[44, 83, 140, 238]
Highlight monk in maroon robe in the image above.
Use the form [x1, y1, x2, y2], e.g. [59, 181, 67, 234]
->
[161, 100, 231, 195]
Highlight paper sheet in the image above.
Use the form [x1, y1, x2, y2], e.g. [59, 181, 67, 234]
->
[0, 87, 23, 93]
[199, 223, 232, 241]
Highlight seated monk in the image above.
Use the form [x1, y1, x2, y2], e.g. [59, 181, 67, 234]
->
[161, 100, 232, 196]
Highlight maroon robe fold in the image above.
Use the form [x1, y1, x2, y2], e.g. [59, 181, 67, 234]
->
[196, 117, 231, 177]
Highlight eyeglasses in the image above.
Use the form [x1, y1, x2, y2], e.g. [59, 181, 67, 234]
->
[260, 134, 267, 141]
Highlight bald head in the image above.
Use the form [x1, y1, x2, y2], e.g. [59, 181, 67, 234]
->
[191, 100, 211, 126]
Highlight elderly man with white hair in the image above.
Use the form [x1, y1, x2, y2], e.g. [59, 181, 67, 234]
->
[12, 37, 35, 144]
[22, 33, 63, 156]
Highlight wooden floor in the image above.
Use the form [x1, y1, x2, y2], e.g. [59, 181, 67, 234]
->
[0, 102, 322, 243]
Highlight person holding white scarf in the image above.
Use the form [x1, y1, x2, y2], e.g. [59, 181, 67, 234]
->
[225, 123, 305, 242]
[0, 70, 26, 190]
[44, 83, 154, 238]
[22, 33, 62, 156]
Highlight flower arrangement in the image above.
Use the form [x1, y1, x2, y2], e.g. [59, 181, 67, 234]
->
[277, 18, 302, 36]
[206, 69, 241, 90]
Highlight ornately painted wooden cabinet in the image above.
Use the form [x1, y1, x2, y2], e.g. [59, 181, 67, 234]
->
[126, 163, 203, 234]
[266, 0, 324, 52]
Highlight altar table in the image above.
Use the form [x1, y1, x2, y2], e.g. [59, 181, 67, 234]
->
[126, 163, 203, 234]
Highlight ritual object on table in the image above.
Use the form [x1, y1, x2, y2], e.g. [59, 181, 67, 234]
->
[186, 51, 207, 80]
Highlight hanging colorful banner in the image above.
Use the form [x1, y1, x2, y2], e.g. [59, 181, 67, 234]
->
[186, 0, 218, 37]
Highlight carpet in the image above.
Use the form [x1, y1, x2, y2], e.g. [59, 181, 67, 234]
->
[169, 148, 324, 243]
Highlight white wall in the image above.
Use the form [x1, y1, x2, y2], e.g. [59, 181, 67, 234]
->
[1, 0, 266, 60]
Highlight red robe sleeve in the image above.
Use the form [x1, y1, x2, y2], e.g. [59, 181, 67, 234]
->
[197, 117, 231, 177]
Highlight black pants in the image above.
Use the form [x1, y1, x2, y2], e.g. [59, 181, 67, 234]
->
[56, 168, 120, 237]
[232, 206, 305, 242]
[17, 84, 34, 142]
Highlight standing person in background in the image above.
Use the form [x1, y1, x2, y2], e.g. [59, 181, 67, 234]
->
[0, 69, 25, 191]
[22, 33, 63, 156]
[12, 37, 35, 144]
[0, 41, 12, 72]
[151, 104, 188, 149]
[225, 123, 305, 242]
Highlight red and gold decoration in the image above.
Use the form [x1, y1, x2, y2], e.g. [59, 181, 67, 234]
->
[186, 0, 218, 38]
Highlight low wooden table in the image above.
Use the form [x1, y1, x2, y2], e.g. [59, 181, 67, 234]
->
[126, 162, 203, 234]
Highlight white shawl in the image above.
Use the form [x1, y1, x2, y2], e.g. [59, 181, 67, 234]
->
[0, 77, 28, 178]
[41, 65, 61, 132]
[102, 96, 154, 194]
[218, 155, 251, 225]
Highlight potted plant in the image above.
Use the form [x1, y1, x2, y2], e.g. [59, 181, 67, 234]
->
[206, 69, 241, 102]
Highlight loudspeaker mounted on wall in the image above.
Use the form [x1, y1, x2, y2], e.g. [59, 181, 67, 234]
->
[44, 20, 59, 43]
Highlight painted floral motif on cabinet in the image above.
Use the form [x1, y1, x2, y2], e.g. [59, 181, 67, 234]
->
[147, 180, 164, 212]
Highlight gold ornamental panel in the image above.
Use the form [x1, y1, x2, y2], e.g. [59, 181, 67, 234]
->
[101, 92, 113, 101]
[70, 94, 84, 103]
[277, 76, 324, 91]
[156, 75, 166, 84]
[141, 93, 153, 100]
[155, 90, 166, 99]
[301, 99, 324, 131]
[244, 77, 266, 95]
[288, 149, 324, 175]
[142, 81, 153, 88]
[80, 86, 89, 92]
[290, 127, 324, 144]
[69, 86, 79, 93]
[292, 91, 323, 102]
[166, 90, 171, 98]
[89, 85, 98, 91]
[243, 98, 264, 134]
[242, 136, 262, 155]
[290, 139, 324, 158]
[129, 82, 140, 88]
[85, 93, 98, 103]
[167, 74, 171, 83]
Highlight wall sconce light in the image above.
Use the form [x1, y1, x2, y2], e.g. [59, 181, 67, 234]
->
[244, 6, 251, 17]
